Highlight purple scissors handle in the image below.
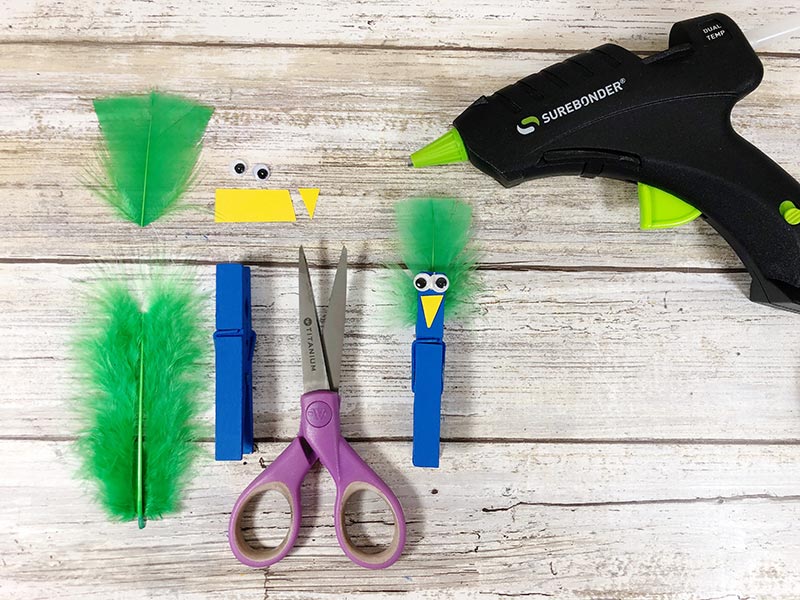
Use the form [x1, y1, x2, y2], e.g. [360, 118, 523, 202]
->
[228, 437, 313, 568]
[229, 390, 406, 569]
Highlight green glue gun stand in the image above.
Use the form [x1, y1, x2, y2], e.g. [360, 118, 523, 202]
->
[411, 13, 800, 314]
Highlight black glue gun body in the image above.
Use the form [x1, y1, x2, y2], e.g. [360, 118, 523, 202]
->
[451, 14, 800, 313]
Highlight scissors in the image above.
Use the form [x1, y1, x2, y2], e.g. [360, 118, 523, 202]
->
[229, 246, 406, 569]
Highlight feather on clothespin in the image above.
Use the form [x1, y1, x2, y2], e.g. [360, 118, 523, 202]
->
[88, 91, 214, 226]
[73, 276, 207, 528]
[387, 197, 480, 326]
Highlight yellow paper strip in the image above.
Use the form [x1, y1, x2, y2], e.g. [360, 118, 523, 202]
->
[215, 189, 297, 223]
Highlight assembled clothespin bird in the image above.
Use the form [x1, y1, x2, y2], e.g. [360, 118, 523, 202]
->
[388, 198, 479, 467]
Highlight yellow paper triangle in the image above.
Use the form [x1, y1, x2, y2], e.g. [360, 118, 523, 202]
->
[298, 188, 320, 219]
[420, 294, 443, 328]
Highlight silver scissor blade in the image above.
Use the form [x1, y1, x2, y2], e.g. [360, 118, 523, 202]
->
[299, 247, 331, 393]
[322, 247, 347, 391]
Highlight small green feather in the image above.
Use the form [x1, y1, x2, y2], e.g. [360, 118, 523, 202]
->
[387, 198, 480, 325]
[88, 92, 214, 226]
[73, 275, 206, 527]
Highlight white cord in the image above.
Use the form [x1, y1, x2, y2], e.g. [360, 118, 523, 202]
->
[746, 15, 800, 48]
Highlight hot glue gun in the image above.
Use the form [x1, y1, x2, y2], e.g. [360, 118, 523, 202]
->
[411, 13, 800, 312]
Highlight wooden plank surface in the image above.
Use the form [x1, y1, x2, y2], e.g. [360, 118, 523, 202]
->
[2, 0, 800, 598]
[4, 440, 800, 599]
[3, 263, 799, 442]
[0, 45, 798, 267]
[2, 1, 800, 54]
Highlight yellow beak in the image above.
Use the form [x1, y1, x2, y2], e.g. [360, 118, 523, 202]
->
[420, 294, 443, 328]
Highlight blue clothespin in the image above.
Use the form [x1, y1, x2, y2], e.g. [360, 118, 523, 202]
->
[411, 288, 447, 468]
[214, 264, 256, 461]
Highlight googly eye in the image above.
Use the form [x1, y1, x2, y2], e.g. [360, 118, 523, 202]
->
[413, 272, 432, 291]
[252, 163, 271, 181]
[432, 273, 450, 292]
[230, 159, 248, 176]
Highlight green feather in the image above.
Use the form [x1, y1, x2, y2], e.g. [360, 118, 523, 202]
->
[387, 198, 480, 326]
[89, 92, 213, 226]
[73, 275, 206, 527]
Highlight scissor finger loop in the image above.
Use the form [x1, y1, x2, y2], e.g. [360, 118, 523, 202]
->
[229, 437, 313, 568]
[231, 480, 297, 565]
[337, 481, 405, 568]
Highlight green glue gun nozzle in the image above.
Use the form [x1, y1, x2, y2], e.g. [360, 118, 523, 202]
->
[410, 128, 468, 168]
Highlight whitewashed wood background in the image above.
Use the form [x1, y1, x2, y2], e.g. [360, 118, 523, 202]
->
[2, 1, 800, 599]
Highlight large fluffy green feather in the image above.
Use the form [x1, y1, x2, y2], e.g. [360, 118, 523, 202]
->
[89, 92, 213, 226]
[74, 276, 206, 527]
[387, 198, 479, 325]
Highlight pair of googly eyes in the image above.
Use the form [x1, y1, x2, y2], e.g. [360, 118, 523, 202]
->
[414, 272, 450, 293]
[230, 160, 271, 181]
